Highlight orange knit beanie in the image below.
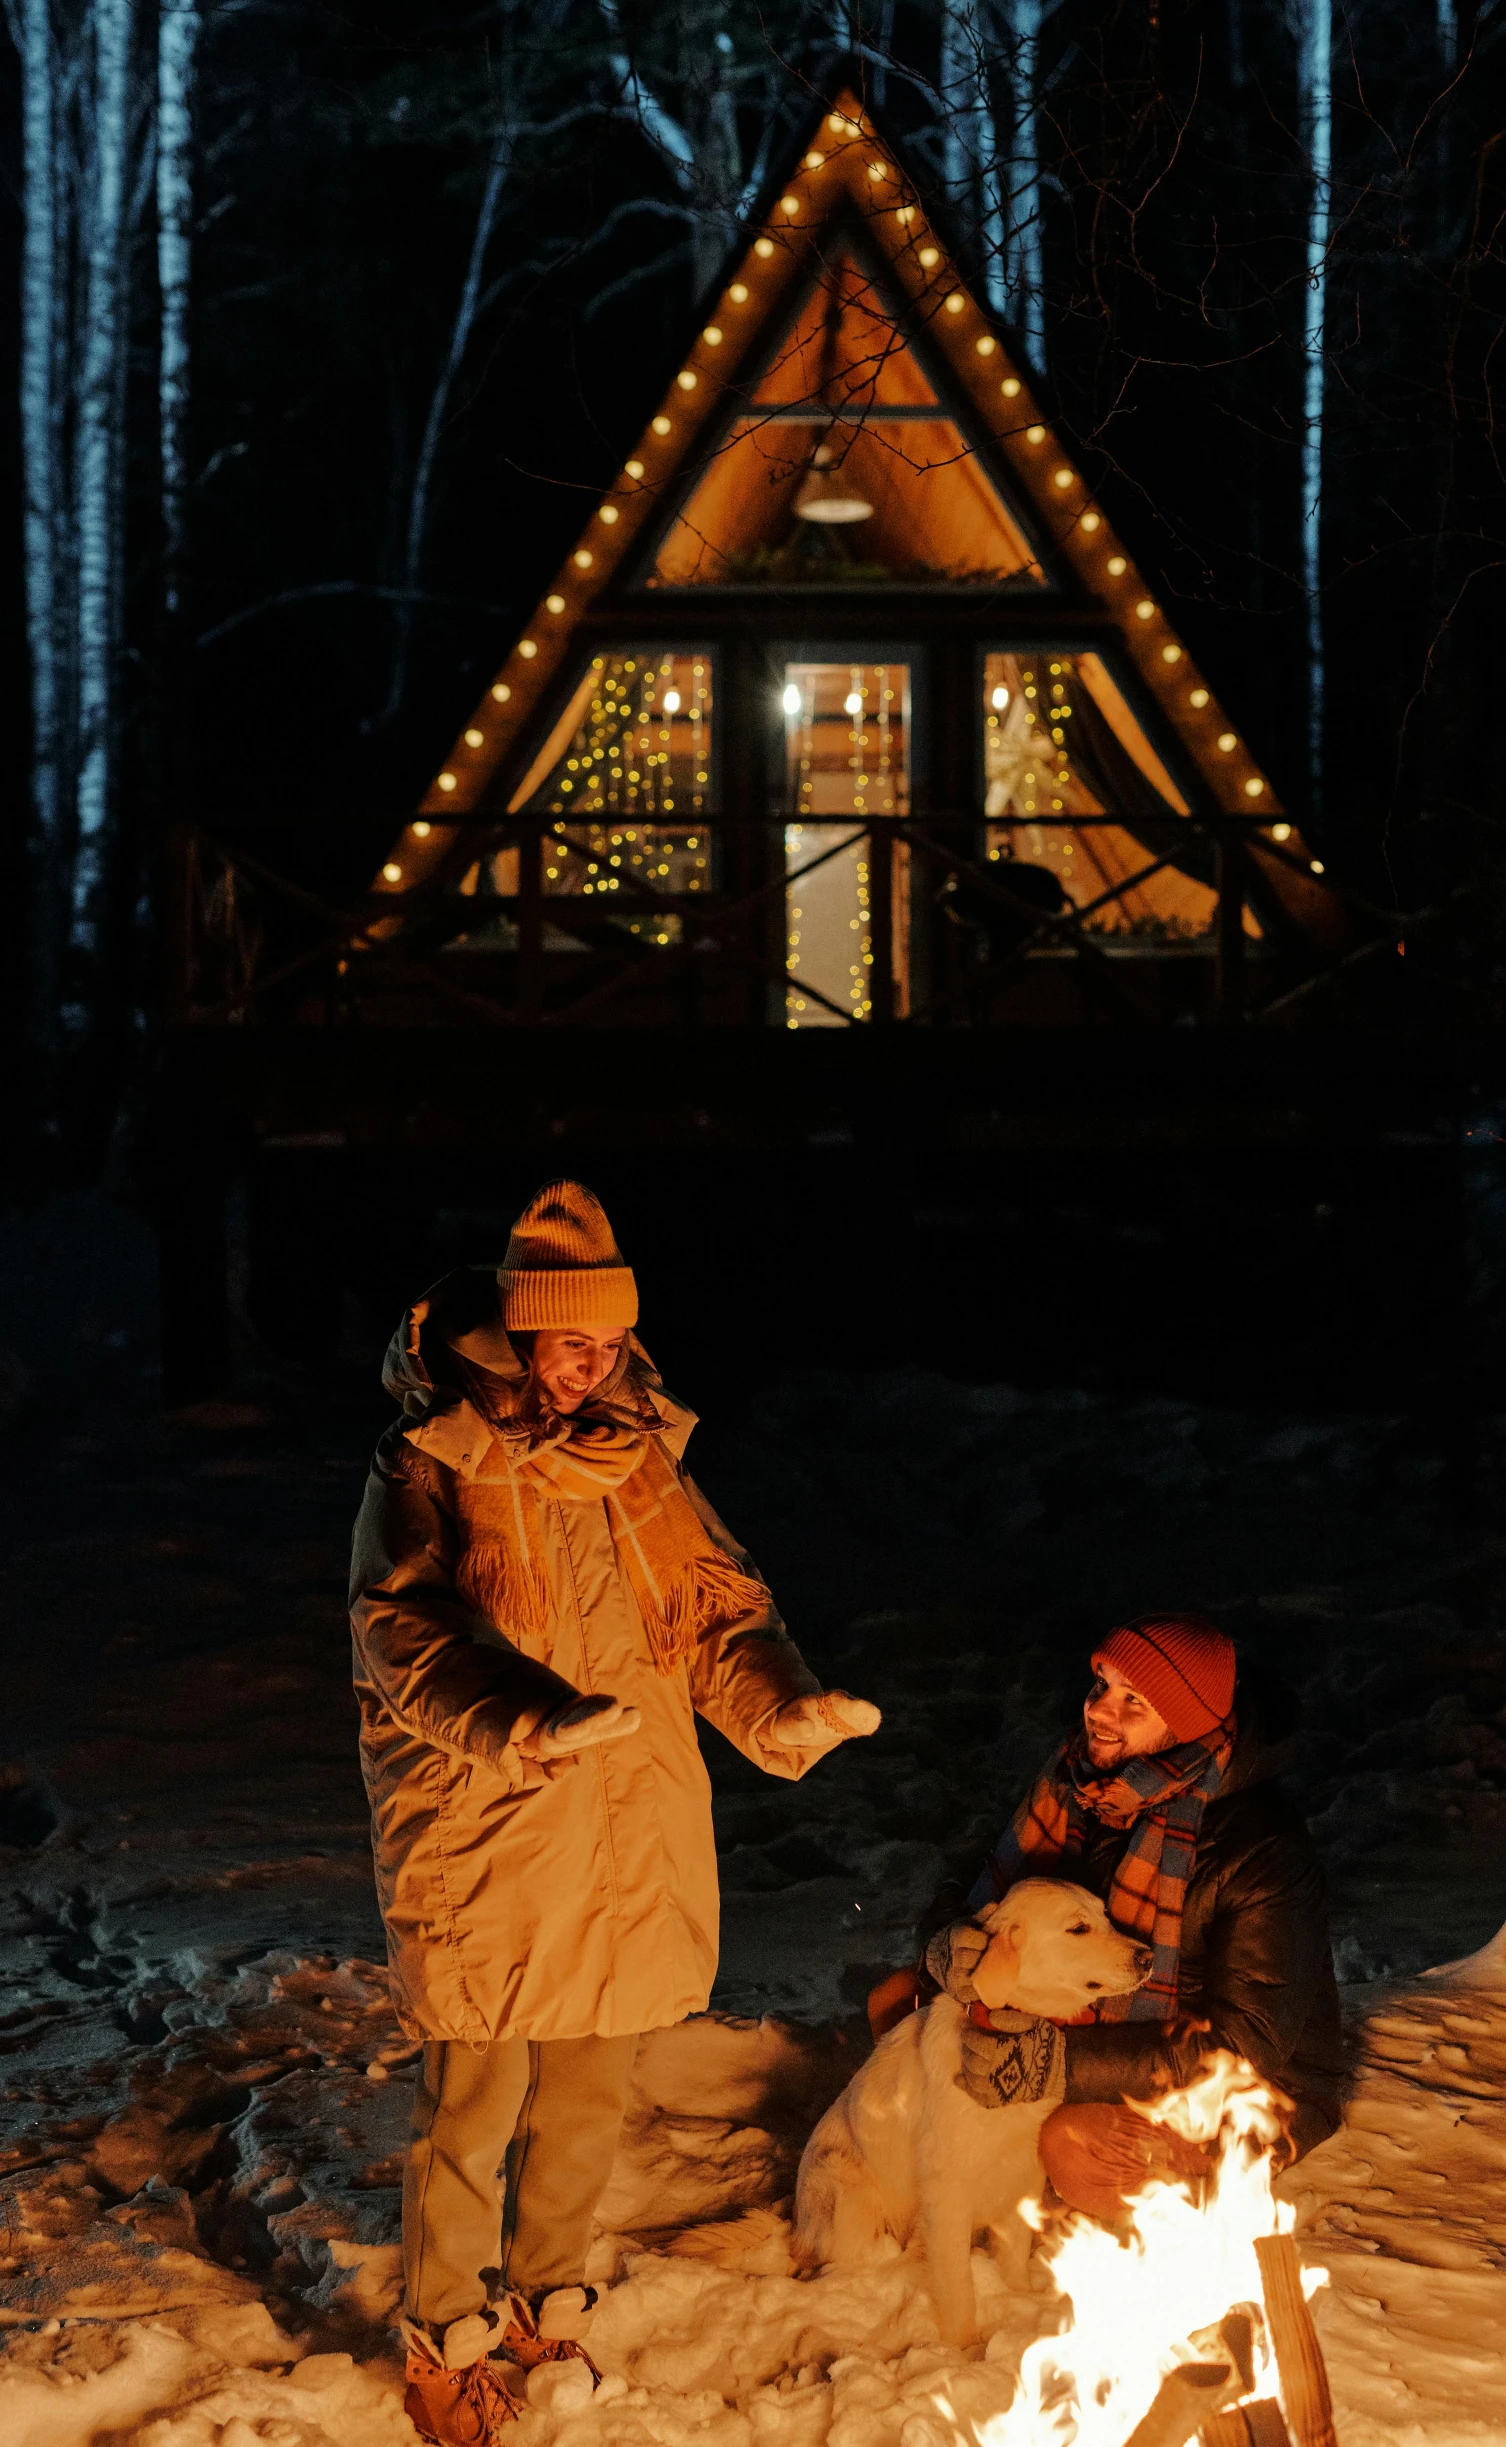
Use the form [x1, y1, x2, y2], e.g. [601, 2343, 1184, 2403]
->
[497, 1181, 638, 1331]
[1093, 1612, 1236, 1744]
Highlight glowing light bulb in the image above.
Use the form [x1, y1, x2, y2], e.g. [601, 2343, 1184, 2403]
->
[1189, 687, 1209, 708]
[652, 415, 672, 434]
[702, 325, 722, 346]
[598, 505, 619, 526]
[1026, 424, 1045, 444]
[827, 113, 845, 132]
[779, 195, 799, 218]
[677, 370, 697, 391]
[519, 641, 537, 658]
[1217, 732, 1236, 751]
[1161, 643, 1181, 662]
[729, 283, 748, 304]
[975, 335, 996, 357]
[896, 205, 915, 225]
[946, 292, 966, 314]
[1080, 511, 1100, 532]
[1135, 599, 1156, 620]
[1106, 555, 1127, 576]
[1053, 467, 1074, 489]
[1271, 821, 1292, 840]
[805, 152, 825, 170]
[919, 246, 939, 268]
[844, 691, 863, 714]
[754, 237, 774, 258]
[492, 683, 510, 702]
[382, 862, 403, 881]
[625, 460, 644, 479]
[1310, 858, 1325, 873]
[573, 550, 593, 569]
[1244, 776, 1265, 796]
[438, 771, 458, 789]
[1001, 376, 1021, 397]
[464, 727, 484, 746]
[782, 683, 802, 715]
[663, 690, 681, 714]
[546, 594, 565, 613]
[991, 685, 1010, 711]
[412, 820, 432, 838]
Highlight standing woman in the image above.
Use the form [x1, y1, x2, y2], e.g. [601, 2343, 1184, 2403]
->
[350, 1182, 879, 2446]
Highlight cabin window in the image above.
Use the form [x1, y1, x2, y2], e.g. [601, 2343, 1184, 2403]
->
[784, 660, 911, 1026]
[452, 650, 715, 946]
[980, 649, 1228, 942]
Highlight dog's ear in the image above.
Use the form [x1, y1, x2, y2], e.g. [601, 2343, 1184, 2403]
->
[972, 1920, 1022, 2011]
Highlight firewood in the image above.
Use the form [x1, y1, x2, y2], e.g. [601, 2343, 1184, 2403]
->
[1254, 2235, 1337, 2447]
[1200, 2403, 1293, 2447]
[1122, 2360, 1235, 2447]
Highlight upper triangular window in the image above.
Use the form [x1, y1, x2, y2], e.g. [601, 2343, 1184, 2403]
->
[646, 254, 1043, 590]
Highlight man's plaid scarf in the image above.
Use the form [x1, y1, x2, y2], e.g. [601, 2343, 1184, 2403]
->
[967, 1725, 1234, 2022]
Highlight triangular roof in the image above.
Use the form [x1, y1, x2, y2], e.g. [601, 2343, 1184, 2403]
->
[374, 89, 1330, 939]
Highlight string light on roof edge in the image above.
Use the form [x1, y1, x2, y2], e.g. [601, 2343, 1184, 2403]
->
[464, 727, 483, 746]
[492, 683, 511, 701]
[437, 772, 457, 791]
[1106, 555, 1127, 576]
[1189, 687, 1209, 707]
[519, 641, 537, 658]
[652, 415, 672, 433]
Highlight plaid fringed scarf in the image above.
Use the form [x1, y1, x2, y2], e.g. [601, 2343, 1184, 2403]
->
[456, 1380, 768, 1677]
[967, 1726, 1234, 2022]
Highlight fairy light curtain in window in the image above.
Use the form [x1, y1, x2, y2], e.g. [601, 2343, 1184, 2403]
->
[982, 651, 1239, 941]
[784, 661, 910, 1027]
[470, 652, 713, 944]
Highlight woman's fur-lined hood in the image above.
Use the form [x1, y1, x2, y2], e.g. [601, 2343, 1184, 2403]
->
[380, 1265, 695, 1463]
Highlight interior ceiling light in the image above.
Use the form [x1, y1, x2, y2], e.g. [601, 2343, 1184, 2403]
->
[793, 439, 874, 524]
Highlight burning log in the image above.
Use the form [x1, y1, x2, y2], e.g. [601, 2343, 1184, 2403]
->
[1121, 2361, 1237, 2447]
[1253, 2235, 1337, 2447]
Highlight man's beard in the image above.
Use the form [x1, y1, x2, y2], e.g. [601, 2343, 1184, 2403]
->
[1084, 1729, 1126, 1769]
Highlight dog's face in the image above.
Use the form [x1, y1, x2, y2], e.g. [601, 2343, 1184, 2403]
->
[972, 1880, 1152, 2020]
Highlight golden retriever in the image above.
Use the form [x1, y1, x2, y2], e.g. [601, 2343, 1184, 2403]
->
[793, 1879, 1150, 2344]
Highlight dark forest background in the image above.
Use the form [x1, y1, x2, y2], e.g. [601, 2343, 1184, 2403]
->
[3, 0, 1505, 1167]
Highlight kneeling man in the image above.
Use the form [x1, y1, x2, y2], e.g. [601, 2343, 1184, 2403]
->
[920, 1613, 1343, 2216]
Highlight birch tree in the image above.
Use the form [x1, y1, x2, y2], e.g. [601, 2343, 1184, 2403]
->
[157, 0, 199, 622]
[1293, 0, 1331, 819]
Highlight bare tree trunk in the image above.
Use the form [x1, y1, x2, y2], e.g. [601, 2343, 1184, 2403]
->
[1001, 0, 1045, 371]
[17, 0, 65, 1054]
[157, 0, 199, 618]
[376, 119, 515, 728]
[1296, 0, 1330, 821]
[940, 0, 1008, 315]
[68, 0, 137, 1023]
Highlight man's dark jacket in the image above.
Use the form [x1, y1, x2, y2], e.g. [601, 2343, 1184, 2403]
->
[925, 1724, 1345, 2159]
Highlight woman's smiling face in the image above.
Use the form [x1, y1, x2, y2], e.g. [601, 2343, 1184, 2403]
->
[529, 1328, 626, 1413]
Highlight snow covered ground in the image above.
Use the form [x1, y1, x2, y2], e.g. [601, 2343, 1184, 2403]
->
[3, 1192, 1506, 2443]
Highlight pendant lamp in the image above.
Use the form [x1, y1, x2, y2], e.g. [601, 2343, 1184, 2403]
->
[793, 439, 874, 525]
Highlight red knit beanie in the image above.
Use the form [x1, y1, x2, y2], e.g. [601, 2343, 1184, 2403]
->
[1093, 1613, 1236, 1744]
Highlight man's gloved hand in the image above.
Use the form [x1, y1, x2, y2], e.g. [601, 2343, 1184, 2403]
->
[766, 1691, 881, 1756]
[513, 1694, 642, 1762]
[923, 1918, 990, 2005]
[956, 2012, 1066, 2112]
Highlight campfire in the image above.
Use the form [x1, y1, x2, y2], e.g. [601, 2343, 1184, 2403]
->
[976, 2058, 1337, 2447]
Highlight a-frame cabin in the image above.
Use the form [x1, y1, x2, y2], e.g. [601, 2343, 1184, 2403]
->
[159, 89, 1419, 1411]
[363, 89, 1341, 1033]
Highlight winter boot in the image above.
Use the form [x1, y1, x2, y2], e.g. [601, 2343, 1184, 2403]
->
[401, 2314, 520, 2446]
[480, 2276, 602, 2403]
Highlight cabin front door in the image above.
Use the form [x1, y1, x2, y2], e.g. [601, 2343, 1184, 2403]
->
[781, 658, 912, 1028]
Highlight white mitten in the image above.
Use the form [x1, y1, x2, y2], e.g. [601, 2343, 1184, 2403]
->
[515, 1695, 642, 1761]
[767, 1691, 882, 1752]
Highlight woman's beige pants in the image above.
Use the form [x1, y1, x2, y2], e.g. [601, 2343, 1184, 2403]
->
[403, 2032, 639, 2331]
